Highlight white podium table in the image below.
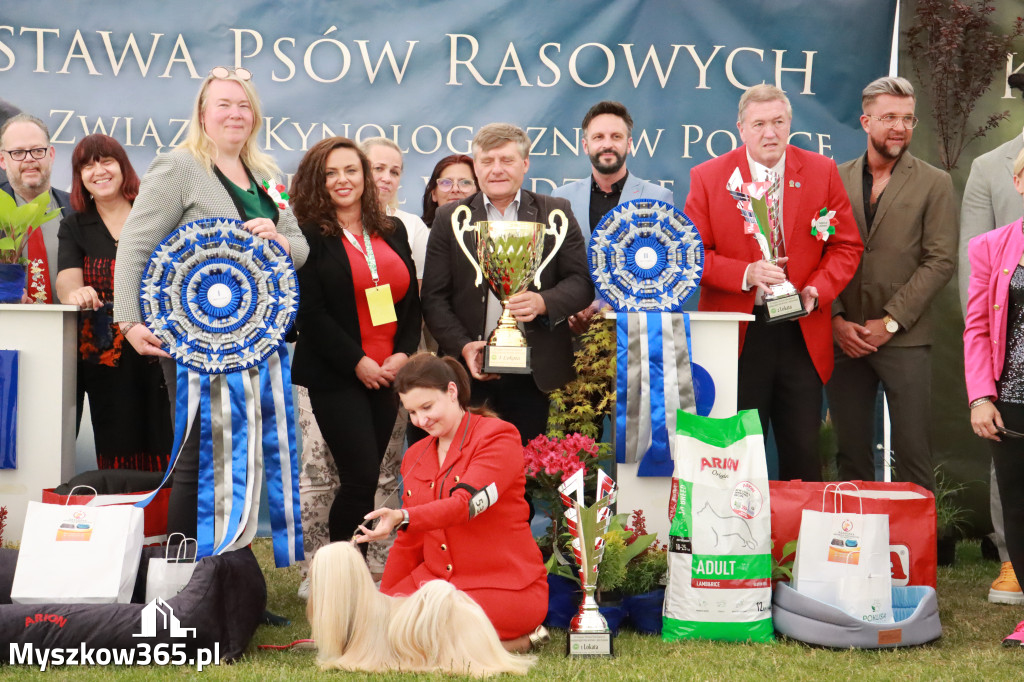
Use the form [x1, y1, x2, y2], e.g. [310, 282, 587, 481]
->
[613, 311, 753, 543]
[0, 304, 78, 544]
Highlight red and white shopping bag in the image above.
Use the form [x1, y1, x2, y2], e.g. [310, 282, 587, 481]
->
[11, 487, 144, 604]
[792, 483, 894, 624]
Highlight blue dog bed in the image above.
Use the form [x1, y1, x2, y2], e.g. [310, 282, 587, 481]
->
[772, 582, 941, 648]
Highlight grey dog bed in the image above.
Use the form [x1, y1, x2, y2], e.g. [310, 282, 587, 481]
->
[772, 582, 941, 648]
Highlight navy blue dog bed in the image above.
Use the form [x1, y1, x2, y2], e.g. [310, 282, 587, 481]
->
[0, 544, 265, 664]
[772, 582, 941, 648]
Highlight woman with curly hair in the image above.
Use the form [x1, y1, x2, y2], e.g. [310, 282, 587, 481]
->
[290, 137, 421, 544]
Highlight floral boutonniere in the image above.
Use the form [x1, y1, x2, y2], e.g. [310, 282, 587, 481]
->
[261, 180, 291, 211]
[811, 207, 837, 241]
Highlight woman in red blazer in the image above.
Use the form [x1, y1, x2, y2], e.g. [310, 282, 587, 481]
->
[356, 353, 548, 651]
[964, 148, 1024, 645]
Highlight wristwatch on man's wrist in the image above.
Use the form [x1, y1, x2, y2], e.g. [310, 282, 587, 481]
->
[883, 314, 899, 334]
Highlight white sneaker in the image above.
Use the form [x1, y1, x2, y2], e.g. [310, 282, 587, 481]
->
[297, 576, 310, 601]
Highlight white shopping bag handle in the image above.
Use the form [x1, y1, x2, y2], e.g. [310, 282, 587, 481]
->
[821, 482, 863, 515]
[64, 485, 98, 503]
[163, 533, 199, 564]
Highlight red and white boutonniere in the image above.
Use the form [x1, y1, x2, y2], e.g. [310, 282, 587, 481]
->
[261, 180, 291, 211]
[811, 207, 837, 242]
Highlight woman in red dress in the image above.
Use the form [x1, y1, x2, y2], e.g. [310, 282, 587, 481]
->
[357, 353, 548, 651]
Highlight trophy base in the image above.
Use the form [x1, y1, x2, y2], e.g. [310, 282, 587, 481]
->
[483, 345, 532, 374]
[764, 288, 808, 324]
[566, 631, 614, 657]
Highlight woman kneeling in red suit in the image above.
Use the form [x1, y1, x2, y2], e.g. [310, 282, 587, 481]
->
[356, 353, 548, 651]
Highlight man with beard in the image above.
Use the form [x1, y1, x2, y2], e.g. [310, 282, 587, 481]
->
[828, 76, 958, 491]
[552, 101, 672, 332]
[0, 113, 73, 303]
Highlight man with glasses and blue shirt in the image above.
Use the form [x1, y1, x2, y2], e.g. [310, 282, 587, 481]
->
[828, 76, 958, 493]
[0, 113, 73, 303]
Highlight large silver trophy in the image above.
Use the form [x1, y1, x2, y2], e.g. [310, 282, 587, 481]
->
[726, 168, 807, 323]
[451, 204, 567, 373]
[558, 468, 617, 657]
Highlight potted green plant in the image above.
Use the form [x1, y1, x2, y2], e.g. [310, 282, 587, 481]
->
[542, 507, 664, 634]
[0, 192, 61, 303]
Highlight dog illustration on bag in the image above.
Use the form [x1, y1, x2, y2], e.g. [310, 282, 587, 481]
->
[696, 502, 757, 550]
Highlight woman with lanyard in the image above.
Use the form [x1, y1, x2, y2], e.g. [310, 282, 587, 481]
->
[290, 137, 420, 546]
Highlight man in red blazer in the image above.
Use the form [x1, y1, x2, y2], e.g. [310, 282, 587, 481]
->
[684, 84, 862, 480]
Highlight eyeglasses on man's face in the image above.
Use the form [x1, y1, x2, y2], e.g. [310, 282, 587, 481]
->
[437, 178, 476, 191]
[870, 115, 919, 129]
[2, 147, 50, 162]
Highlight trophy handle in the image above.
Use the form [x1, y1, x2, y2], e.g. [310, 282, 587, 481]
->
[534, 208, 568, 288]
[451, 204, 483, 287]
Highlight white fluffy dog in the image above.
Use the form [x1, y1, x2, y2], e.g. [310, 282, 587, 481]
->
[307, 541, 535, 676]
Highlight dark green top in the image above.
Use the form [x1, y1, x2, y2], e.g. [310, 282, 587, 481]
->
[225, 178, 278, 222]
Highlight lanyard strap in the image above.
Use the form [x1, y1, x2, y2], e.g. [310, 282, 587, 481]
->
[342, 228, 380, 285]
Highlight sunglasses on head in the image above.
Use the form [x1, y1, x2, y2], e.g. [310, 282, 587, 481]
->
[209, 66, 252, 81]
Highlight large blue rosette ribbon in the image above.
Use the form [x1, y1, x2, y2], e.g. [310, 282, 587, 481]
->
[135, 217, 302, 568]
[589, 199, 711, 477]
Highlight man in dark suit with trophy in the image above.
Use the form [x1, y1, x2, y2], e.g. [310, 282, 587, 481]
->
[421, 123, 593, 443]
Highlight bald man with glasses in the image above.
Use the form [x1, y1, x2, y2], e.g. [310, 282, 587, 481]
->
[0, 113, 73, 303]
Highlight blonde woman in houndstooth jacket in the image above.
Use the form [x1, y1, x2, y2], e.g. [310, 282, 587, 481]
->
[112, 67, 308, 540]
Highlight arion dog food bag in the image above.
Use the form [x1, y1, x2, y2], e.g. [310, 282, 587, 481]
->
[663, 409, 773, 642]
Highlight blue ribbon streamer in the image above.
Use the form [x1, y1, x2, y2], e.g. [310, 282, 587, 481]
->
[637, 314, 672, 477]
[615, 314, 629, 464]
[260, 347, 304, 567]
[211, 370, 252, 556]
[196, 373, 216, 558]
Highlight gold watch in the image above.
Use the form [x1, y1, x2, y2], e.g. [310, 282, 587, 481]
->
[883, 314, 899, 334]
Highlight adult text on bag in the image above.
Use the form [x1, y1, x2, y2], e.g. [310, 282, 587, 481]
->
[663, 409, 773, 642]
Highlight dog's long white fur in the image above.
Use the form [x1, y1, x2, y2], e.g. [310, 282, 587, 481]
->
[307, 541, 535, 676]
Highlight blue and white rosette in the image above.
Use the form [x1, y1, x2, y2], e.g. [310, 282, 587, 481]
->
[589, 200, 711, 477]
[136, 217, 303, 568]
[589, 199, 703, 312]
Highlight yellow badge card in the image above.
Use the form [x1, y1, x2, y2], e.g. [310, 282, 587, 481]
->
[366, 284, 397, 326]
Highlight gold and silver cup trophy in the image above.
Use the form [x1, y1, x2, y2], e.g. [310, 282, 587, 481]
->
[726, 168, 807, 323]
[558, 468, 617, 657]
[451, 204, 567, 373]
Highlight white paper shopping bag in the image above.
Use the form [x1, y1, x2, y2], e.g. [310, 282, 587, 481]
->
[792, 483, 893, 624]
[11, 496, 144, 604]
[145, 533, 198, 603]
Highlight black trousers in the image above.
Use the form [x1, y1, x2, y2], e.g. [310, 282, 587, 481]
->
[470, 372, 550, 445]
[160, 357, 200, 539]
[738, 311, 823, 481]
[991, 401, 1024, 586]
[308, 379, 398, 542]
[827, 345, 934, 491]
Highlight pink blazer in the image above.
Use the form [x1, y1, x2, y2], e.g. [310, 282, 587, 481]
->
[964, 218, 1024, 402]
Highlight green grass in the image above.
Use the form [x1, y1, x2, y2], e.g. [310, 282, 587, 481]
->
[5, 540, 1023, 680]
